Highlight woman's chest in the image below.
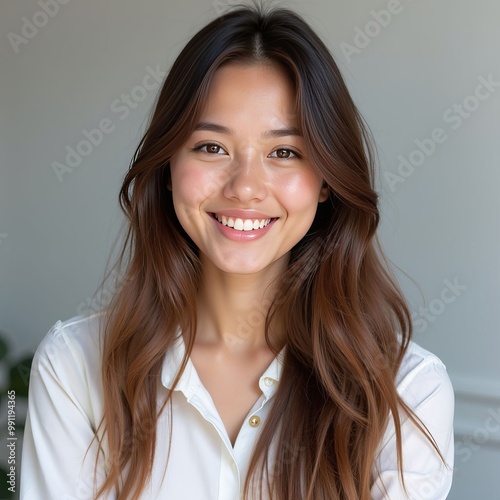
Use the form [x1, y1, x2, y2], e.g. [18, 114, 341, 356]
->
[190, 345, 276, 445]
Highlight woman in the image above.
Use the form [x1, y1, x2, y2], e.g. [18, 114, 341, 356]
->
[21, 5, 454, 499]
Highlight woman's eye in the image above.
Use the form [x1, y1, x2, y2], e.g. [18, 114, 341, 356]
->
[269, 148, 299, 159]
[194, 143, 227, 155]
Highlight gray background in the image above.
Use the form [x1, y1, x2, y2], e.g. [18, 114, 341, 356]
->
[1, 0, 499, 498]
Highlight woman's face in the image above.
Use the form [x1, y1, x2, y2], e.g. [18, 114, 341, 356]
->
[169, 63, 328, 276]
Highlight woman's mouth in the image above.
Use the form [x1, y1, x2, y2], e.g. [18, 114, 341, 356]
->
[211, 213, 275, 231]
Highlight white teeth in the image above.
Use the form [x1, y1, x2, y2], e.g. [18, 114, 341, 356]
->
[214, 214, 273, 231]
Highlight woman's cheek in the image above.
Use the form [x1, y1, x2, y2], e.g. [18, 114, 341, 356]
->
[179, 164, 230, 205]
[276, 170, 323, 205]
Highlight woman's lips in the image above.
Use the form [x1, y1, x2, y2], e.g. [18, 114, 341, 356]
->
[209, 212, 278, 240]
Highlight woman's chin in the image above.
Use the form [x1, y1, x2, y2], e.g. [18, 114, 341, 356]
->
[200, 252, 288, 278]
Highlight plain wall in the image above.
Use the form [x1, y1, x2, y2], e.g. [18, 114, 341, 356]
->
[1, 0, 499, 498]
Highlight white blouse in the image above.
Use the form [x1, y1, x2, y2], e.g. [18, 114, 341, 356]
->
[20, 314, 454, 499]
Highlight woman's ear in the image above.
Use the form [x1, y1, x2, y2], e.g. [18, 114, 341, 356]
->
[318, 181, 329, 202]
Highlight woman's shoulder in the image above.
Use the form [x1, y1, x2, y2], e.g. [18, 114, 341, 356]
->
[26, 314, 107, 433]
[32, 313, 104, 379]
[395, 339, 454, 410]
[372, 341, 455, 498]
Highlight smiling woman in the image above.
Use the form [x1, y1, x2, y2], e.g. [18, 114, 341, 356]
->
[20, 4, 454, 500]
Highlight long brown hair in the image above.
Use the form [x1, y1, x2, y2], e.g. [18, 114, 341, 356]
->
[95, 5, 441, 499]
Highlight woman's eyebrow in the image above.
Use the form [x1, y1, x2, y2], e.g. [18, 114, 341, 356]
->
[193, 121, 302, 138]
[263, 127, 302, 139]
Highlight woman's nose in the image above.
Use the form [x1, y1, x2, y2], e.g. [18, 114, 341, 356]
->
[222, 152, 267, 203]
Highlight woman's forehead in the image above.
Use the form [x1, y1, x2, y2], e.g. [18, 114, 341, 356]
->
[197, 63, 299, 130]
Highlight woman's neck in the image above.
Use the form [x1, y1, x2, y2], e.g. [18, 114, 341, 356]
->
[195, 255, 286, 354]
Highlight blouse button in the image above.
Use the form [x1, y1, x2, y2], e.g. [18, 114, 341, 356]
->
[263, 377, 273, 386]
[249, 415, 261, 427]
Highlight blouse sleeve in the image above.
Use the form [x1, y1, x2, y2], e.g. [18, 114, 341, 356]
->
[370, 352, 455, 500]
[20, 320, 110, 500]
